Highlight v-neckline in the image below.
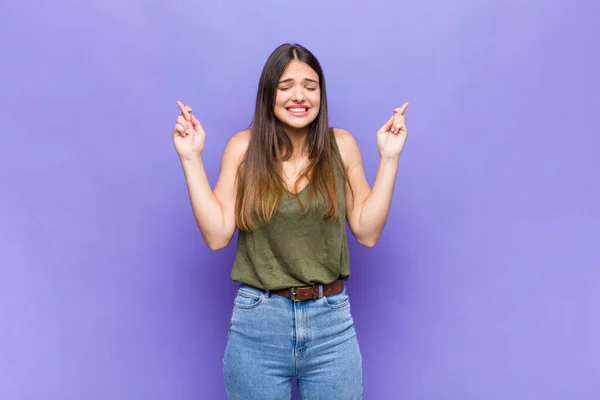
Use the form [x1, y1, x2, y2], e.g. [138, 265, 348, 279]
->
[285, 181, 309, 195]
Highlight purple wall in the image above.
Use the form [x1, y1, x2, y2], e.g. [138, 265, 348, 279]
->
[1, 0, 599, 398]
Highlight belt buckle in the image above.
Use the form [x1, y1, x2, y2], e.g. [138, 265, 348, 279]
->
[290, 288, 299, 302]
[290, 285, 321, 302]
[312, 285, 320, 300]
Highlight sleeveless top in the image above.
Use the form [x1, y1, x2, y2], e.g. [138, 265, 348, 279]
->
[230, 130, 350, 291]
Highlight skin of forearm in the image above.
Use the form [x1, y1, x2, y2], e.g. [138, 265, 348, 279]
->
[180, 155, 229, 250]
[356, 156, 400, 247]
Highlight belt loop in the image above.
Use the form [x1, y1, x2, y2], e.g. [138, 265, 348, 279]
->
[318, 284, 323, 299]
[264, 289, 270, 298]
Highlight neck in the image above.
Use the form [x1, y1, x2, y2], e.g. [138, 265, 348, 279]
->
[283, 127, 309, 159]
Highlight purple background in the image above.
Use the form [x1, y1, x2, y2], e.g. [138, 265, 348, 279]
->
[1, 0, 599, 398]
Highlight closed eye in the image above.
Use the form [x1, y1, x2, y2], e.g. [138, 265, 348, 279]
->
[278, 86, 317, 91]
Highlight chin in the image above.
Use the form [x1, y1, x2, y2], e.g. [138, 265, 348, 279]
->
[287, 121, 314, 132]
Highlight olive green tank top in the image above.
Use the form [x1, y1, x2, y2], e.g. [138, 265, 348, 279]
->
[231, 131, 350, 291]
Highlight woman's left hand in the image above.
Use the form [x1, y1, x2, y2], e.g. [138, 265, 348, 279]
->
[376, 102, 409, 159]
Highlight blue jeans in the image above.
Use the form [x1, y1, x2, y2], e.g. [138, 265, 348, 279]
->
[223, 282, 363, 400]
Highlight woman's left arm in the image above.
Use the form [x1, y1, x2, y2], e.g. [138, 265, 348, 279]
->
[337, 103, 409, 247]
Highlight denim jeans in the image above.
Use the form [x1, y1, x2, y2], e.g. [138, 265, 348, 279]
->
[223, 282, 363, 400]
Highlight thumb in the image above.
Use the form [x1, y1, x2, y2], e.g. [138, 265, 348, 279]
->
[379, 115, 394, 132]
[191, 114, 203, 131]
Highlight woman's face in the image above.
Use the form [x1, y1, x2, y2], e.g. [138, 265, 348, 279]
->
[273, 60, 321, 134]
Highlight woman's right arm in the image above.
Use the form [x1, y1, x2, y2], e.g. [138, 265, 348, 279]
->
[173, 101, 249, 250]
[180, 132, 249, 250]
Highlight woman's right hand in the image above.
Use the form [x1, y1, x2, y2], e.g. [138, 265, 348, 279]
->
[173, 100, 207, 160]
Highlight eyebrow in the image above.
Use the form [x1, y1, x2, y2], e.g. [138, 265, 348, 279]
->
[278, 78, 319, 84]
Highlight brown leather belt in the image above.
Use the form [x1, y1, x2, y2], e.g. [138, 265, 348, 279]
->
[253, 279, 344, 302]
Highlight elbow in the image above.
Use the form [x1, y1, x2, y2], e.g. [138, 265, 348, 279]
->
[358, 236, 379, 248]
[353, 226, 380, 248]
[199, 224, 235, 251]
[204, 234, 232, 251]
[207, 242, 227, 251]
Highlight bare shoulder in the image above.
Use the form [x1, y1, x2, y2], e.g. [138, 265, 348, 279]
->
[332, 127, 361, 169]
[332, 127, 359, 151]
[222, 129, 251, 162]
[332, 127, 353, 141]
[229, 129, 251, 148]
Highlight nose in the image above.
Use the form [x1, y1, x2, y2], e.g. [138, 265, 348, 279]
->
[292, 86, 304, 102]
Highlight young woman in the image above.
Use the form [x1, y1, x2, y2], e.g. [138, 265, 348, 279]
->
[172, 43, 408, 400]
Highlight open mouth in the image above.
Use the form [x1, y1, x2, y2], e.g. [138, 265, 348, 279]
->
[286, 106, 310, 116]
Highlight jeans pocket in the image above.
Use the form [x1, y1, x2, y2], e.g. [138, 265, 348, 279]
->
[323, 286, 350, 309]
[233, 286, 263, 309]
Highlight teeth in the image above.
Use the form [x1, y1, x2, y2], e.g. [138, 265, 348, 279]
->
[289, 108, 307, 112]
